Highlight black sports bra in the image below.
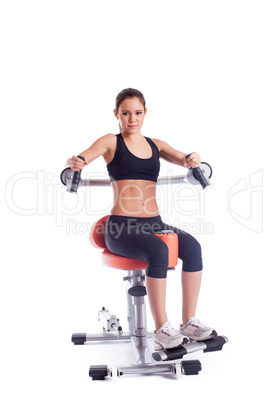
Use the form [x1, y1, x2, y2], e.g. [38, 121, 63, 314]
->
[106, 133, 160, 182]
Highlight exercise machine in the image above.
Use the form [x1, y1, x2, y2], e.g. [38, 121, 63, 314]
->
[61, 158, 228, 380]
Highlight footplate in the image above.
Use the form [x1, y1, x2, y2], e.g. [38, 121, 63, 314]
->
[152, 336, 228, 362]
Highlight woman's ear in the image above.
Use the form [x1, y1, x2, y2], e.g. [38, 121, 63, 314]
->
[113, 108, 118, 119]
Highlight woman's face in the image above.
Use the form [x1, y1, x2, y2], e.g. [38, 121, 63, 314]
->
[114, 97, 147, 135]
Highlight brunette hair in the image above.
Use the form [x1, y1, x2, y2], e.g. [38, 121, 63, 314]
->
[115, 88, 146, 113]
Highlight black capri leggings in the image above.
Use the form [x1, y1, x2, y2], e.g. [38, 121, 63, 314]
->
[104, 215, 203, 278]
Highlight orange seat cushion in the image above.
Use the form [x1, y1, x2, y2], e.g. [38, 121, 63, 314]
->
[101, 249, 148, 270]
[90, 216, 179, 270]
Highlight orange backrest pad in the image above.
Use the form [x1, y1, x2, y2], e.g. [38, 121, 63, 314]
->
[89, 215, 109, 249]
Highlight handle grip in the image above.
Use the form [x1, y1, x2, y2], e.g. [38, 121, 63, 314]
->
[186, 154, 210, 189]
[192, 167, 210, 189]
[70, 155, 85, 193]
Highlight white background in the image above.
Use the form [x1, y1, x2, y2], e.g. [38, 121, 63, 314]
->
[1, 0, 267, 400]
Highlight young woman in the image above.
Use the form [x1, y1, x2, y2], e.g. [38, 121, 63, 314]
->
[66, 88, 217, 350]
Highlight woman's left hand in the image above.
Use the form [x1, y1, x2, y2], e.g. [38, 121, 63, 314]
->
[184, 152, 201, 168]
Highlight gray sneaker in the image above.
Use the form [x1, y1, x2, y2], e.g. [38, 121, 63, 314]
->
[180, 317, 217, 342]
[154, 321, 189, 350]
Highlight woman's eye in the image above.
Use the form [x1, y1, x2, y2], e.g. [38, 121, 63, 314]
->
[122, 111, 142, 116]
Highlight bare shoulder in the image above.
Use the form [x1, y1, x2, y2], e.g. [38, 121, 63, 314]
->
[150, 138, 186, 166]
[94, 133, 116, 149]
[103, 133, 117, 139]
[99, 133, 116, 142]
[96, 133, 117, 161]
[151, 138, 169, 152]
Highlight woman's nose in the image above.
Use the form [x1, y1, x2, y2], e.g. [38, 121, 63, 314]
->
[129, 114, 136, 122]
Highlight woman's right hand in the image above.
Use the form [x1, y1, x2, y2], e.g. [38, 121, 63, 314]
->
[67, 155, 87, 171]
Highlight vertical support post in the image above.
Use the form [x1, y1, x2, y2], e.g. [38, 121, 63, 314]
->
[124, 269, 152, 364]
[125, 270, 136, 333]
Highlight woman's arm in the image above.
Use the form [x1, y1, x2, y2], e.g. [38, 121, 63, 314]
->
[152, 138, 201, 169]
[66, 133, 115, 171]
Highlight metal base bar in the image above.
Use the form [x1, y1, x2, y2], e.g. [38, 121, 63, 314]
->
[86, 332, 131, 341]
[72, 331, 154, 364]
[117, 363, 177, 376]
[89, 360, 202, 380]
[130, 337, 153, 364]
[72, 330, 154, 344]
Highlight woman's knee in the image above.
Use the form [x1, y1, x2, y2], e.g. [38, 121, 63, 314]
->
[149, 240, 169, 265]
[146, 241, 169, 278]
[180, 235, 203, 272]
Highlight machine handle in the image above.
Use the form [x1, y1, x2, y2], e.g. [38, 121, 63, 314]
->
[186, 154, 210, 189]
[69, 155, 85, 193]
[60, 157, 212, 189]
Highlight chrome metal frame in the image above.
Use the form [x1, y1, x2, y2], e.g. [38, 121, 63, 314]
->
[73, 269, 154, 365]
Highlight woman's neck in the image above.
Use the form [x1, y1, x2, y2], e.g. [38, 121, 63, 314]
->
[121, 130, 143, 141]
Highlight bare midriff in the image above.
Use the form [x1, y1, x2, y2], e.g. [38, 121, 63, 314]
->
[110, 179, 160, 217]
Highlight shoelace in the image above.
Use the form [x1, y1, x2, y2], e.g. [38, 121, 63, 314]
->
[190, 318, 205, 328]
[161, 325, 177, 336]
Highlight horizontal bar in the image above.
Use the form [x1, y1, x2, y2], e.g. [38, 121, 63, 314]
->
[157, 175, 188, 185]
[79, 175, 188, 187]
[118, 364, 175, 376]
[72, 330, 155, 344]
[81, 178, 111, 186]
[85, 332, 132, 341]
